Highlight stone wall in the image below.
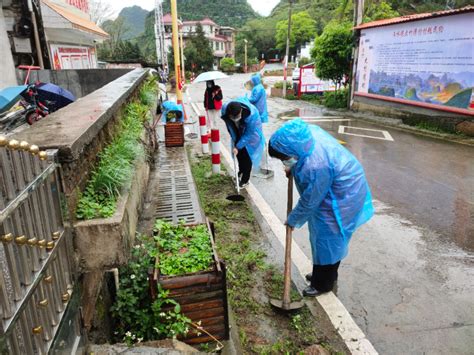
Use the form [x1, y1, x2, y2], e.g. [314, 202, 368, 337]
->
[353, 95, 474, 136]
[16, 68, 132, 98]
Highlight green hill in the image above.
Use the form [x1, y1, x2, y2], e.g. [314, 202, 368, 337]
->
[118, 5, 149, 40]
[162, 0, 259, 28]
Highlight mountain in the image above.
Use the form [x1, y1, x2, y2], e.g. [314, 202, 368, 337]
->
[162, 0, 259, 28]
[118, 6, 149, 40]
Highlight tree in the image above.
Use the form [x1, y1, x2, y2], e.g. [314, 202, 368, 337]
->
[275, 11, 317, 56]
[311, 21, 353, 89]
[235, 38, 258, 67]
[89, 0, 115, 26]
[220, 58, 235, 72]
[364, 1, 399, 22]
[183, 24, 214, 73]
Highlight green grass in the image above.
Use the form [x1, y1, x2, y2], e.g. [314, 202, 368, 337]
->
[76, 80, 156, 220]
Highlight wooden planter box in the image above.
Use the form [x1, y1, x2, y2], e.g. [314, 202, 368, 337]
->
[153, 223, 229, 345]
[165, 122, 185, 147]
[271, 87, 295, 98]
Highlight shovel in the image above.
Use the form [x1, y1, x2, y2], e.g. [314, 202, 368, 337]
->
[270, 175, 304, 311]
[226, 151, 245, 202]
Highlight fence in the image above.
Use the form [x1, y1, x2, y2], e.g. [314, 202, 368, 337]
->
[0, 136, 78, 354]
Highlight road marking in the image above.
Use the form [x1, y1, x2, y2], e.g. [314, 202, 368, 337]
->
[338, 126, 394, 141]
[280, 116, 349, 121]
[220, 144, 378, 355]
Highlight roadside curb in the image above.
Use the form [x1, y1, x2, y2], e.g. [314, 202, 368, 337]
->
[185, 96, 378, 355]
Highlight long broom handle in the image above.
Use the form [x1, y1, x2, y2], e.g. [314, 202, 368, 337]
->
[282, 175, 293, 309]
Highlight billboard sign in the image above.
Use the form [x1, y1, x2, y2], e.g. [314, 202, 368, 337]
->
[298, 64, 336, 96]
[355, 12, 474, 115]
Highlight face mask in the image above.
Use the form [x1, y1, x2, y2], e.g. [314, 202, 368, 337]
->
[282, 158, 297, 168]
[230, 114, 241, 123]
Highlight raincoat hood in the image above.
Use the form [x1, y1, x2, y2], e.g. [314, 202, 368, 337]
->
[251, 74, 261, 86]
[269, 119, 315, 159]
[248, 73, 268, 123]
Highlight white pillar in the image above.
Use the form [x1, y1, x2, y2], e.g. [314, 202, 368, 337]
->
[0, 7, 17, 88]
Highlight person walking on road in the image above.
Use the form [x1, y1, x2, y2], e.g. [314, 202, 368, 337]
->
[204, 80, 223, 131]
[248, 73, 268, 123]
[268, 119, 374, 297]
[221, 97, 264, 189]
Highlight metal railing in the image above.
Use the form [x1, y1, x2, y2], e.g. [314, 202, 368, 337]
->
[0, 137, 76, 354]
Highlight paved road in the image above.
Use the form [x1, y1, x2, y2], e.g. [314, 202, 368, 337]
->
[185, 73, 474, 354]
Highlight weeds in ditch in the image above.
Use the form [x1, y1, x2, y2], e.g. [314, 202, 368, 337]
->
[76, 86, 154, 220]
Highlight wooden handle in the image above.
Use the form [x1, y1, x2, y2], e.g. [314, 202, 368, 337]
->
[282, 175, 294, 309]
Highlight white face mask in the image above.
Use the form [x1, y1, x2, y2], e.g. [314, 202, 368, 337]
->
[282, 158, 297, 168]
[230, 113, 241, 123]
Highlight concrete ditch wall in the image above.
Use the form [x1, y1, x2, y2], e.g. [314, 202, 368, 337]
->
[16, 68, 132, 99]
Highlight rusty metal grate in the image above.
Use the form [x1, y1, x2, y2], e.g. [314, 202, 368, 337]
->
[154, 147, 204, 225]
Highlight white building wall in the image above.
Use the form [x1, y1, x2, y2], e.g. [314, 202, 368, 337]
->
[0, 7, 17, 87]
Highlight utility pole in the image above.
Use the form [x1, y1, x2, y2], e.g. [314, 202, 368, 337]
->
[155, 0, 168, 73]
[349, 0, 364, 108]
[179, 21, 185, 83]
[282, 0, 293, 99]
[244, 39, 248, 73]
[170, 0, 183, 106]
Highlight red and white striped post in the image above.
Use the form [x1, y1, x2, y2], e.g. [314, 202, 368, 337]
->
[211, 129, 220, 174]
[199, 115, 209, 154]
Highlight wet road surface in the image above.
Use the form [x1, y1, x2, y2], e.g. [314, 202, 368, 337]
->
[186, 73, 474, 354]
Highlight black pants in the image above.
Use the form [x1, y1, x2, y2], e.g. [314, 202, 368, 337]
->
[311, 262, 340, 292]
[237, 148, 252, 185]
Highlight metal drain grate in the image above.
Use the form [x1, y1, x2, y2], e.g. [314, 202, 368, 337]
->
[154, 147, 204, 225]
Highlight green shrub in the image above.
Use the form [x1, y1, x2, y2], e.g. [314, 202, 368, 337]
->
[323, 89, 349, 109]
[274, 80, 292, 89]
[220, 57, 236, 72]
[298, 57, 311, 66]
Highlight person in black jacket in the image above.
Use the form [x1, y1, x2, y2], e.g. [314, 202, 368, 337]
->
[204, 80, 223, 131]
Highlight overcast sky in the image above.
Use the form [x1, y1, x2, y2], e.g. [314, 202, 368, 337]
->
[103, 0, 280, 18]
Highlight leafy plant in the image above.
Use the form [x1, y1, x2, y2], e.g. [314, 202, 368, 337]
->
[153, 220, 214, 276]
[111, 238, 191, 343]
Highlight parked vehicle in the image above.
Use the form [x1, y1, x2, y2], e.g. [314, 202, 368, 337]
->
[0, 66, 75, 132]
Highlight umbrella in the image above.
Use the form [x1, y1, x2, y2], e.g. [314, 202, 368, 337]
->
[193, 71, 228, 83]
[0, 85, 28, 113]
[35, 83, 75, 112]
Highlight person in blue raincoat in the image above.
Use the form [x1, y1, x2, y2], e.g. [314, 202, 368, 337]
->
[248, 74, 268, 123]
[221, 97, 264, 188]
[268, 119, 374, 297]
[160, 100, 184, 124]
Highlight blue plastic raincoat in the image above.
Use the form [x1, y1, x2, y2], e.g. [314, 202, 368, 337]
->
[221, 97, 265, 169]
[248, 74, 268, 123]
[269, 119, 374, 265]
[161, 101, 184, 123]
